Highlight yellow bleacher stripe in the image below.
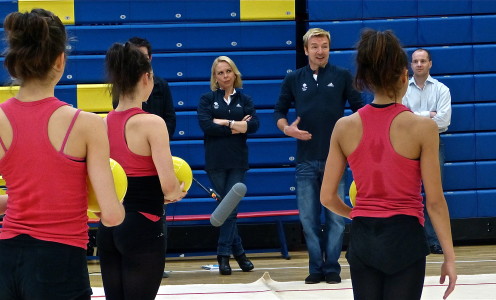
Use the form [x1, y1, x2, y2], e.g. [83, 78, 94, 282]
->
[240, 0, 295, 21]
[0, 86, 20, 104]
[76, 84, 113, 113]
[18, 0, 75, 25]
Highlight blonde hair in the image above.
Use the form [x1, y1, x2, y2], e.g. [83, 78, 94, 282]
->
[210, 56, 243, 91]
[303, 28, 331, 49]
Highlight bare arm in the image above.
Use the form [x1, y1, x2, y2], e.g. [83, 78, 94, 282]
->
[420, 120, 457, 299]
[321, 119, 352, 218]
[0, 194, 7, 214]
[85, 113, 125, 227]
[147, 116, 186, 203]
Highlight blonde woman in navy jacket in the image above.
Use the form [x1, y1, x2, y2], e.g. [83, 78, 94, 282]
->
[197, 56, 259, 275]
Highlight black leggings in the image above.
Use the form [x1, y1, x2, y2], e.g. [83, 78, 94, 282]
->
[97, 212, 165, 300]
[350, 257, 426, 300]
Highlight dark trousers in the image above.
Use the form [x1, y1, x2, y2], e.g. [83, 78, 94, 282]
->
[207, 168, 246, 256]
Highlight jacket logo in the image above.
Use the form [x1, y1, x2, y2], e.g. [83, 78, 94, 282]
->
[327, 82, 334, 87]
[302, 83, 308, 91]
[236, 103, 242, 107]
[213, 102, 219, 109]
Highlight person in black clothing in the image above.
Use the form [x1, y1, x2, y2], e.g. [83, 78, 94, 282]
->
[197, 56, 259, 275]
[274, 28, 363, 284]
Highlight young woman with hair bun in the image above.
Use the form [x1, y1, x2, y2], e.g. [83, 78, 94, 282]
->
[0, 8, 124, 300]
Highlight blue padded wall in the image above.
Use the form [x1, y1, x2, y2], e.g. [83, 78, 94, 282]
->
[308, 0, 363, 21]
[445, 191, 478, 219]
[477, 190, 496, 217]
[418, 0, 471, 16]
[474, 74, 496, 103]
[418, 16, 471, 46]
[362, 0, 417, 18]
[472, 16, 496, 43]
[436, 75, 474, 104]
[73, 0, 239, 24]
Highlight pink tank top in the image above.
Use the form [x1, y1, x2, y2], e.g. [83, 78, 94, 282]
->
[0, 97, 88, 248]
[106, 108, 158, 177]
[347, 104, 425, 225]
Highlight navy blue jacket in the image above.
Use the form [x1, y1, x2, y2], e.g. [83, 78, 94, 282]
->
[198, 89, 259, 170]
[274, 64, 363, 162]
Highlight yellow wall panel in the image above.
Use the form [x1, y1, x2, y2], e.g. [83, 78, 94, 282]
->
[0, 86, 20, 104]
[77, 84, 113, 113]
[18, 0, 75, 25]
[240, 0, 295, 21]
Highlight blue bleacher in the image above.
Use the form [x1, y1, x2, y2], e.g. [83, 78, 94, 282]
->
[476, 133, 496, 160]
[73, 0, 239, 24]
[442, 133, 476, 162]
[445, 191, 478, 219]
[363, 19, 418, 47]
[475, 103, 496, 131]
[473, 45, 496, 73]
[472, 0, 496, 14]
[447, 104, 474, 133]
[476, 161, 496, 189]
[418, 16, 472, 46]
[474, 74, 496, 102]
[424, 46, 473, 75]
[307, 0, 363, 21]
[309, 20, 362, 50]
[435, 75, 474, 104]
[477, 190, 496, 217]
[472, 15, 496, 43]
[362, 0, 417, 18]
[444, 162, 477, 191]
[67, 21, 295, 54]
[418, 0, 471, 17]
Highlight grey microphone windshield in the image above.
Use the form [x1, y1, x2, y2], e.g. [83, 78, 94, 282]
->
[210, 182, 247, 227]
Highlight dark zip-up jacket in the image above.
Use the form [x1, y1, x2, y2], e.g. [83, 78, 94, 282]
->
[198, 89, 259, 170]
[274, 63, 363, 162]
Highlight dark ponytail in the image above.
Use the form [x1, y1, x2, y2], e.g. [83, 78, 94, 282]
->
[354, 29, 408, 100]
[105, 42, 151, 101]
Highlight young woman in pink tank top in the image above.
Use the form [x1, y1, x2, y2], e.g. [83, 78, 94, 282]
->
[96, 42, 186, 300]
[0, 9, 124, 300]
[320, 29, 457, 299]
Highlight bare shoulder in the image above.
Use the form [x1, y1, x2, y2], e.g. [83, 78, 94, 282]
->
[399, 111, 438, 139]
[335, 112, 361, 133]
[130, 112, 166, 127]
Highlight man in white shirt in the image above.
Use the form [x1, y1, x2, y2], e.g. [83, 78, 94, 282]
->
[403, 48, 452, 255]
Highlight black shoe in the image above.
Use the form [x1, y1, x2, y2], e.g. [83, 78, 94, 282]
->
[325, 272, 341, 284]
[305, 273, 324, 284]
[234, 253, 254, 272]
[430, 244, 444, 254]
[217, 255, 232, 275]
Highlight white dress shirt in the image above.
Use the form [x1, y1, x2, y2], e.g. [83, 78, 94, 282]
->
[402, 75, 452, 133]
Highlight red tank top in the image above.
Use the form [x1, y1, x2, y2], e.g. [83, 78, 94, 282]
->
[347, 104, 425, 225]
[107, 108, 157, 177]
[0, 97, 88, 248]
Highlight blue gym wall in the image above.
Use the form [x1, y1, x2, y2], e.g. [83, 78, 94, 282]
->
[0, 0, 495, 232]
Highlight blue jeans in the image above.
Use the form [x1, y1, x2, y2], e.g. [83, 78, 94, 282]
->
[424, 140, 445, 246]
[207, 168, 247, 257]
[296, 160, 345, 275]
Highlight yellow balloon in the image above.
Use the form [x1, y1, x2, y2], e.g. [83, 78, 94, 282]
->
[0, 175, 6, 195]
[349, 180, 357, 207]
[87, 158, 127, 212]
[172, 156, 192, 192]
